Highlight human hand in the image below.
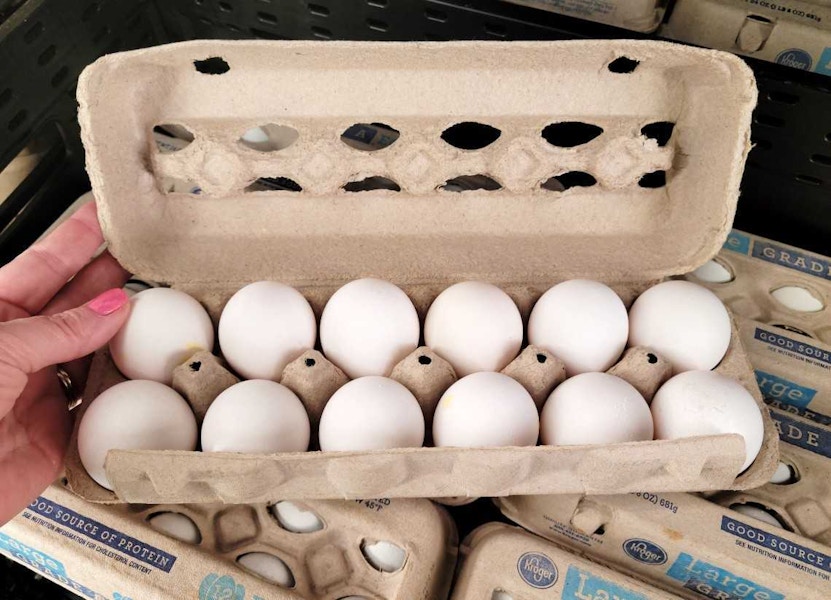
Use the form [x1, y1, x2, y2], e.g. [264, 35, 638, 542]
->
[0, 201, 130, 524]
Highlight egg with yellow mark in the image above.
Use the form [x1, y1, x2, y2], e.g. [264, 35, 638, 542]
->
[110, 288, 214, 384]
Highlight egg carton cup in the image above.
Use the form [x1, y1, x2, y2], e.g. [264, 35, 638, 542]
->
[69, 39, 775, 504]
[684, 230, 831, 423]
[451, 522, 677, 599]
[708, 407, 831, 545]
[1, 482, 457, 600]
[495, 493, 831, 599]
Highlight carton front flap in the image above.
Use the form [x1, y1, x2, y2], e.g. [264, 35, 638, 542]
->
[78, 40, 756, 286]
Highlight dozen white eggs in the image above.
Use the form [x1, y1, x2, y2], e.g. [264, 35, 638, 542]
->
[78, 274, 766, 489]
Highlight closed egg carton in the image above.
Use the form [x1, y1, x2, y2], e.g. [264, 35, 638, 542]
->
[450, 522, 679, 599]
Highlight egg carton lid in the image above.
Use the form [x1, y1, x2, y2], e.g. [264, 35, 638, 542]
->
[77, 39, 756, 287]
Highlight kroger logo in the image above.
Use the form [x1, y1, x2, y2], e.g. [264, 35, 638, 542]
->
[623, 538, 668, 565]
[517, 552, 558, 589]
[775, 49, 812, 70]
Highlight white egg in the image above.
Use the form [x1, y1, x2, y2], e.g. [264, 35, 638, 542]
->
[270, 501, 324, 533]
[771, 286, 824, 313]
[628, 280, 731, 373]
[361, 540, 407, 572]
[770, 462, 796, 484]
[109, 288, 214, 384]
[237, 552, 295, 587]
[147, 512, 201, 544]
[320, 278, 419, 378]
[528, 280, 629, 375]
[691, 259, 734, 283]
[424, 281, 522, 376]
[729, 504, 784, 529]
[433, 372, 539, 448]
[201, 380, 310, 453]
[540, 372, 652, 446]
[318, 376, 424, 451]
[218, 281, 316, 380]
[651, 370, 764, 472]
[78, 380, 198, 490]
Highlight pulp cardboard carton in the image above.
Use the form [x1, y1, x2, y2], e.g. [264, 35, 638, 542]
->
[451, 522, 680, 599]
[662, 0, 831, 76]
[710, 407, 831, 544]
[685, 229, 831, 423]
[0, 482, 457, 600]
[68, 39, 776, 504]
[503, 0, 666, 32]
[496, 493, 831, 599]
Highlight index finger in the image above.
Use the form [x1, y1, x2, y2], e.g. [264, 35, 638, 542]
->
[0, 200, 104, 315]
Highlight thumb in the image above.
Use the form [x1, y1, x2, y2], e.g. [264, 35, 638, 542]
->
[0, 288, 130, 376]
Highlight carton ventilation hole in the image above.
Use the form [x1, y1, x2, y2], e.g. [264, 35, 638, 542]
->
[592, 525, 606, 536]
[147, 512, 202, 544]
[418, 355, 432, 365]
[729, 503, 788, 530]
[640, 122, 675, 147]
[747, 13, 774, 24]
[770, 461, 799, 485]
[492, 592, 514, 600]
[153, 124, 194, 151]
[536, 353, 547, 364]
[692, 259, 735, 284]
[239, 124, 299, 152]
[772, 323, 813, 338]
[341, 122, 400, 151]
[237, 552, 295, 587]
[193, 56, 230, 75]
[189, 361, 201, 372]
[608, 56, 639, 74]
[770, 285, 825, 312]
[541, 122, 603, 148]
[440, 174, 502, 192]
[638, 171, 666, 188]
[647, 353, 658, 364]
[541, 172, 597, 192]
[305, 358, 316, 367]
[270, 501, 325, 533]
[244, 177, 303, 193]
[360, 539, 407, 573]
[342, 176, 401, 192]
[338, 597, 371, 600]
[440, 121, 502, 150]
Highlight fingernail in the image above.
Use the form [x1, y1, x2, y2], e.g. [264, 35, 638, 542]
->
[88, 288, 129, 316]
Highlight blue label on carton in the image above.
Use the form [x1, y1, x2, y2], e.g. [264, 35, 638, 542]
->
[0, 531, 104, 599]
[562, 566, 647, 599]
[754, 328, 831, 367]
[25, 496, 177, 573]
[771, 411, 831, 460]
[751, 240, 831, 281]
[623, 538, 668, 565]
[199, 573, 246, 600]
[666, 553, 785, 600]
[517, 552, 558, 589]
[776, 49, 813, 70]
[816, 48, 831, 76]
[723, 231, 751, 255]
[721, 516, 831, 578]
[755, 370, 817, 409]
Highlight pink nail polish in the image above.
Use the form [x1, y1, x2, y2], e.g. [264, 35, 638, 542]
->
[88, 288, 129, 316]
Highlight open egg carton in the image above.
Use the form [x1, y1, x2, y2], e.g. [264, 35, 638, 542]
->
[67, 39, 778, 504]
[451, 522, 677, 599]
